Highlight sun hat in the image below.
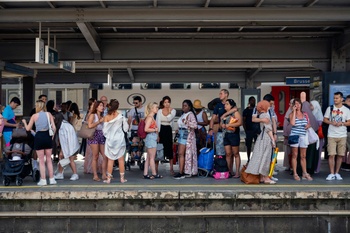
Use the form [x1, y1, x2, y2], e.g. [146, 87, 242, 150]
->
[193, 99, 204, 109]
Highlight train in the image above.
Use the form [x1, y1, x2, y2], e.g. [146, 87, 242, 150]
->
[2, 81, 315, 126]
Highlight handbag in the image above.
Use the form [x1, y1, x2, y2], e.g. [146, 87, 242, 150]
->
[77, 122, 96, 139]
[155, 143, 164, 161]
[307, 128, 319, 149]
[240, 164, 260, 184]
[46, 112, 54, 136]
[317, 125, 324, 139]
[288, 135, 299, 145]
[12, 128, 27, 138]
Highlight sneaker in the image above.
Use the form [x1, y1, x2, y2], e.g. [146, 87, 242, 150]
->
[334, 173, 343, 180]
[49, 178, 57, 185]
[271, 176, 279, 182]
[70, 174, 79, 181]
[54, 173, 64, 180]
[37, 179, 47, 186]
[185, 174, 192, 178]
[326, 174, 335, 181]
[173, 173, 185, 179]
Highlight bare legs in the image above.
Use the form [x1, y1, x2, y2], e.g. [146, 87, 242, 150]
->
[90, 144, 107, 181]
[224, 145, 240, 177]
[37, 149, 54, 180]
[177, 144, 186, 175]
[144, 147, 157, 176]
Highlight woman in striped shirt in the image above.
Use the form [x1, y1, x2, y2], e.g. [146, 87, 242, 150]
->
[289, 98, 313, 181]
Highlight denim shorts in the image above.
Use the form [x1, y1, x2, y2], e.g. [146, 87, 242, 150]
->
[178, 128, 189, 145]
[145, 132, 157, 149]
[215, 132, 226, 156]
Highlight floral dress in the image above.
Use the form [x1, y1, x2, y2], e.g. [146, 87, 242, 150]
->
[184, 112, 198, 175]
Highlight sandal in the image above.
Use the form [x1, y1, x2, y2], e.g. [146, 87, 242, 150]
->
[293, 174, 301, 181]
[143, 175, 154, 180]
[302, 173, 313, 181]
[152, 174, 163, 179]
[120, 172, 127, 183]
[93, 177, 101, 182]
[103, 173, 113, 184]
[170, 170, 175, 176]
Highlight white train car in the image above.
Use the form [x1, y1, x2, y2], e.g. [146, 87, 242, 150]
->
[2, 82, 241, 115]
[102, 83, 241, 110]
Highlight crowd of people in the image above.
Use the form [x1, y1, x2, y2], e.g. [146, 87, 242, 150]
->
[1, 89, 350, 186]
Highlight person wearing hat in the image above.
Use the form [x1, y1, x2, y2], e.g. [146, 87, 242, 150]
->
[193, 99, 209, 153]
[3, 97, 21, 146]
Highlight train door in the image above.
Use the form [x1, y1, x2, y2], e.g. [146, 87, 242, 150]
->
[271, 86, 290, 128]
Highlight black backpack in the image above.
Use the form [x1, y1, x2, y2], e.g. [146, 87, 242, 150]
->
[251, 107, 262, 135]
[214, 156, 229, 172]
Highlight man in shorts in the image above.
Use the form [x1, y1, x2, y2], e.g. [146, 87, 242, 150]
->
[324, 92, 350, 181]
[208, 89, 229, 157]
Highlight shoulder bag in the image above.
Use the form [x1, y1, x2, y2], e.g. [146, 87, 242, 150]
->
[46, 112, 54, 136]
[77, 114, 96, 139]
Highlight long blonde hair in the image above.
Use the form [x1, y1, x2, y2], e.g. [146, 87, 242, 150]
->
[35, 100, 46, 113]
[145, 102, 158, 116]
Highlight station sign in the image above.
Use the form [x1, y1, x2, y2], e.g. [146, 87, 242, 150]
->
[285, 77, 310, 85]
[60, 61, 76, 73]
[35, 38, 44, 64]
[44, 46, 58, 67]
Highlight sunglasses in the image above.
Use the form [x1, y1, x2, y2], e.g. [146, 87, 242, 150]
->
[133, 102, 139, 104]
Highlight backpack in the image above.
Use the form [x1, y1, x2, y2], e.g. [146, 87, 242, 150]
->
[251, 107, 261, 135]
[212, 156, 230, 180]
[137, 120, 147, 139]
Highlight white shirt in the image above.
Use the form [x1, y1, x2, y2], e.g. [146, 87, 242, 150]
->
[324, 105, 350, 138]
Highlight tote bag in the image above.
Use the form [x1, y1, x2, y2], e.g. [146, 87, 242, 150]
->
[77, 122, 96, 139]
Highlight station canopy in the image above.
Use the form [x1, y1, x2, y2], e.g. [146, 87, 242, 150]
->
[0, 0, 350, 85]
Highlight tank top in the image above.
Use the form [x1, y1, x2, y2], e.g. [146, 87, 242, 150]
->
[160, 112, 171, 126]
[94, 114, 103, 131]
[35, 111, 50, 132]
[290, 116, 307, 136]
[196, 110, 204, 129]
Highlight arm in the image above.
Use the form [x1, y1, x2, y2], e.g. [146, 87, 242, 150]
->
[208, 114, 217, 133]
[200, 111, 209, 127]
[221, 107, 237, 120]
[22, 115, 36, 131]
[49, 113, 56, 132]
[252, 114, 269, 124]
[88, 114, 102, 129]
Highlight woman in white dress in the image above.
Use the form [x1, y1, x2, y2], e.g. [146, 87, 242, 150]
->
[103, 99, 129, 183]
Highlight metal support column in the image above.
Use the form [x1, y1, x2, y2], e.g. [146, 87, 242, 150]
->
[22, 76, 35, 116]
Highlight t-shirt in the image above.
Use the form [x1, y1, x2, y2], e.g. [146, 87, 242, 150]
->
[128, 106, 145, 131]
[324, 105, 350, 138]
[344, 104, 350, 132]
[213, 102, 225, 132]
[3, 105, 15, 122]
[243, 107, 259, 131]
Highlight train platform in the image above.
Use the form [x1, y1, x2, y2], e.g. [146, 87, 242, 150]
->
[1, 152, 350, 193]
[1, 152, 350, 232]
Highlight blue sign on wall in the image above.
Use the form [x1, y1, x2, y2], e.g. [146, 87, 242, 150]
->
[285, 77, 310, 85]
[329, 84, 350, 105]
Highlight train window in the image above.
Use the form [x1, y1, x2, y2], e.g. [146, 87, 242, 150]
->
[112, 83, 132, 90]
[170, 83, 191, 89]
[199, 83, 220, 89]
[229, 83, 240, 89]
[279, 91, 286, 115]
[140, 83, 161, 89]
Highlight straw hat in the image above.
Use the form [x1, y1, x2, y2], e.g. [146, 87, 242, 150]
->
[193, 99, 204, 109]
